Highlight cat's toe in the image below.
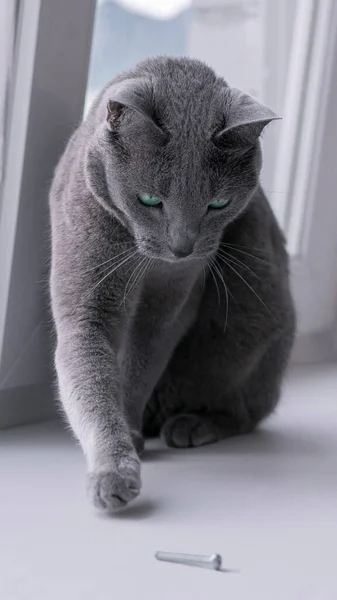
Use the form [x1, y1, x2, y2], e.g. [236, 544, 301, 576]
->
[87, 456, 141, 512]
[161, 414, 219, 448]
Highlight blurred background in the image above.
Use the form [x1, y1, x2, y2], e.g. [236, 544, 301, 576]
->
[1, 2, 337, 598]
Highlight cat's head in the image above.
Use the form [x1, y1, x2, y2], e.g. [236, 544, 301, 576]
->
[85, 57, 279, 262]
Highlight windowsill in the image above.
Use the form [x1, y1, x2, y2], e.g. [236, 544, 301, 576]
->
[1, 364, 336, 600]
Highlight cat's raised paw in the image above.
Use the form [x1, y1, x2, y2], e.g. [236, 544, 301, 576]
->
[161, 414, 219, 448]
[87, 456, 141, 512]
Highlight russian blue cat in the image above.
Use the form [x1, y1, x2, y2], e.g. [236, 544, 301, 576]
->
[49, 57, 295, 512]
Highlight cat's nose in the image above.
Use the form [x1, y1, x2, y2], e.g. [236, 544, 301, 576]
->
[169, 240, 195, 258]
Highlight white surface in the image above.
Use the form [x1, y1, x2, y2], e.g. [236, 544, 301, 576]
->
[1, 365, 337, 600]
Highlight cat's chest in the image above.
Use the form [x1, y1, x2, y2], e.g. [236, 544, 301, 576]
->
[122, 264, 203, 344]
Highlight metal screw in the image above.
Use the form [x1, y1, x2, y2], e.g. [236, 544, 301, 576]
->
[155, 551, 222, 571]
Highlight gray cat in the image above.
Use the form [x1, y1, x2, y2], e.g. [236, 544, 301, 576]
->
[49, 57, 295, 512]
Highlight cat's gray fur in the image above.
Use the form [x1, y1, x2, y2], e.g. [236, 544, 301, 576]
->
[49, 57, 295, 512]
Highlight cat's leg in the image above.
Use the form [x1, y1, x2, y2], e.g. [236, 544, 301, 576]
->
[122, 328, 181, 455]
[159, 336, 290, 448]
[123, 303, 201, 453]
[121, 271, 202, 453]
[55, 320, 140, 512]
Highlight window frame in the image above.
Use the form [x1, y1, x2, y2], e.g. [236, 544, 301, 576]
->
[0, 0, 96, 426]
[273, 0, 337, 336]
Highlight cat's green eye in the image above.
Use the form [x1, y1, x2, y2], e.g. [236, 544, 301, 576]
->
[138, 193, 162, 207]
[208, 198, 230, 210]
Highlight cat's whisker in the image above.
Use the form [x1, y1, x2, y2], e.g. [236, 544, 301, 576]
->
[217, 250, 261, 281]
[209, 260, 239, 310]
[127, 256, 150, 296]
[124, 256, 154, 309]
[220, 243, 273, 266]
[200, 235, 273, 260]
[120, 255, 148, 310]
[136, 256, 154, 291]
[219, 255, 276, 321]
[120, 255, 145, 311]
[208, 259, 221, 309]
[224, 282, 239, 310]
[79, 246, 137, 275]
[90, 252, 139, 279]
[123, 253, 143, 277]
[210, 259, 229, 333]
[142, 257, 156, 288]
[220, 242, 274, 259]
[83, 250, 139, 300]
[88, 251, 140, 283]
[214, 256, 246, 309]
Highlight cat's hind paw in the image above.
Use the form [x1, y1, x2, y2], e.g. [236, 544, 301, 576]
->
[161, 414, 220, 448]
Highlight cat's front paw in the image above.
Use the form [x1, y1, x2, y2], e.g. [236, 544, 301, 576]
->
[87, 456, 141, 512]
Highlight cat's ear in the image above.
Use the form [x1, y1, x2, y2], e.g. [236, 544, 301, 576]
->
[215, 88, 280, 148]
[106, 77, 164, 135]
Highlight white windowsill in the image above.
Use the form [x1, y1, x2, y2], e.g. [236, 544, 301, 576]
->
[1, 364, 337, 600]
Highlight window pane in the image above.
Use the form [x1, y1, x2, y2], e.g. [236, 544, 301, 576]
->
[0, 0, 17, 197]
[85, 0, 298, 224]
[86, 0, 194, 113]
